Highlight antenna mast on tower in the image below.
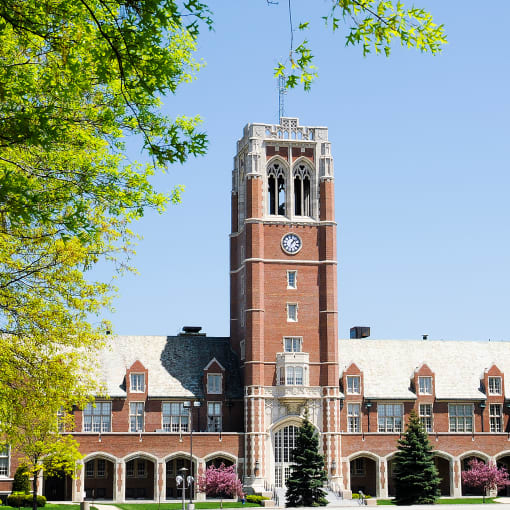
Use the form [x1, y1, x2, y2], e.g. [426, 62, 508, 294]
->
[278, 74, 286, 123]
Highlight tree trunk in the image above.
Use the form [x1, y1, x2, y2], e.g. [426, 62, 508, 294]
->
[32, 467, 38, 510]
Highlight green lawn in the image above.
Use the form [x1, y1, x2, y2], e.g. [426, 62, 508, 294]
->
[111, 504, 260, 510]
[1, 506, 85, 510]
[377, 498, 499, 505]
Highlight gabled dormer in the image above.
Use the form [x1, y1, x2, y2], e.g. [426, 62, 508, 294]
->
[126, 360, 148, 397]
[203, 357, 226, 396]
[412, 363, 435, 398]
[341, 363, 363, 398]
[483, 364, 504, 399]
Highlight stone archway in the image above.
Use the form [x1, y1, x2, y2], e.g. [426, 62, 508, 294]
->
[125, 457, 155, 500]
[83, 457, 115, 500]
[205, 456, 234, 469]
[433, 455, 452, 496]
[349, 456, 377, 497]
[43, 470, 72, 501]
[166, 456, 196, 499]
[461, 456, 486, 496]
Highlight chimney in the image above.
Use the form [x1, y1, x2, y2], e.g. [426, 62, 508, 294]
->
[180, 326, 206, 336]
[350, 326, 370, 339]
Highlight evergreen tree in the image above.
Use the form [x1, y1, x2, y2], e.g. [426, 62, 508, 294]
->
[286, 413, 328, 507]
[393, 409, 441, 505]
[12, 465, 30, 494]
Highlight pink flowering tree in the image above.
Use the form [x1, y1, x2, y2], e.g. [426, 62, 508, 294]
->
[462, 458, 510, 502]
[198, 463, 243, 508]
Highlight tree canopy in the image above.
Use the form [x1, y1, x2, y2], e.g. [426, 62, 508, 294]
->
[0, 0, 444, 461]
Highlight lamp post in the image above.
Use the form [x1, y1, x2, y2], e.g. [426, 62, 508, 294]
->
[176, 467, 189, 510]
[183, 400, 201, 509]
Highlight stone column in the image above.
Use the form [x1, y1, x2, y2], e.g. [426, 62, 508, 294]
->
[452, 459, 462, 497]
[115, 460, 125, 503]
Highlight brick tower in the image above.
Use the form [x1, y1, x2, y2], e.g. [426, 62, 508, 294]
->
[230, 118, 341, 492]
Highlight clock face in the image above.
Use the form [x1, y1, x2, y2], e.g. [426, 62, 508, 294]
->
[281, 233, 302, 255]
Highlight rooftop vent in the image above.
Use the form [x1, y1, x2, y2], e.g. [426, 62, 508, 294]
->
[180, 326, 205, 336]
[422, 334, 428, 340]
[350, 326, 370, 339]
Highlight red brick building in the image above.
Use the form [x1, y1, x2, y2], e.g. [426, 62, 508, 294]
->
[1, 118, 510, 502]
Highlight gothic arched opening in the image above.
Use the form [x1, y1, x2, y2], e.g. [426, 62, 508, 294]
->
[497, 456, 510, 496]
[349, 457, 377, 497]
[433, 456, 451, 496]
[205, 457, 234, 469]
[43, 470, 72, 501]
[274, 425, 298, 488]
[125, 457, 155, 500]
[166, 457, 196, 499]
[84, 457, 115, 500]
[462, 456, 485, 496]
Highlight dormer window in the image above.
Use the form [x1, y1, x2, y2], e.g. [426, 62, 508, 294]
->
[207, 374, 222, 394]
[346, 376, 361, 394]
[489, 376, 502, 395]
[418, 376, 433, 395]
[130, 373, 145, 393]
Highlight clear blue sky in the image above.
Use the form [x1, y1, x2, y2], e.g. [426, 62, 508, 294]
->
[96, 0, 510, 342]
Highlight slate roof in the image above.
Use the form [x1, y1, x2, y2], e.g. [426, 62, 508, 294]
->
[339, 338, 510, 400]
[98, 335, 243, 399]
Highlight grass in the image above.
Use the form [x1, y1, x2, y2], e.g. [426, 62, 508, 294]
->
[111, 504, 260, 510]
[1, 506, 84, 510]
[377, 497, 499, 505]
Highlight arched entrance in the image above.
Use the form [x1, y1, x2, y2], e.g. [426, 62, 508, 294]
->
[274, 425, 299, 488]
[462, 456, 486, 496]
[433, 456, 451, 496]
[497, 456, 510, 496]
[349, 457, 377, 497]
[166, 457, 196, 499]
[84, 457, 115, 500]
[43, 470, 72, 501]
[206, 457, 234, 469]
[125, 457, 155, 500]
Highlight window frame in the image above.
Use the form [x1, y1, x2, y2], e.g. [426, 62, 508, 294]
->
[0, 446, 9, 477]
[130, 373, 145, 393]
[83, 401, 112, 433]
[377, 403, 404, 433]
[207, 402, 222, 432]
[351, 458, 365, 477]
[287, 270, 297, 289]
[162, 402, 189, 432]
[129, 402, 145, 432]
[418, 376, 433, 395]
[490, 403, 502, 433]
[286, 303, 298, 322]
[346, 376, 361, 395]
[284, 337, 302, 353]
[347, 403, 361, 433]
[448, 403, 474, 433]
[488, 376, 502, 395]
[207, 373, 223, 394]
[419, 403, 433, 432]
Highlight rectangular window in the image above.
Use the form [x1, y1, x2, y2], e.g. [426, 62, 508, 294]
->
[287, 303, 298, 322]
[162, 403, 189, 432]
[418, 376, 433, 395]
[207, 402, 222, 432]
[351, 458, 365, 476]
[207, 374, 222, 394]
[126, 460, 135, 478]
[130, 402, 144, 432]
[83, 402, 112, 432]
[449, 404, 473, 432]
[284, 337, 302, 352]
[130, 373, 145, 392]
[285, 366, 304, 385]
[346, 376, 361, 394]
[348, 403, 361, 433]
[96, 459, 106, 478]
[240, 339, 245, 360]
[0, 447, 9, 477]
[490, 404, 502, 433]
[419, 404, 433, 432]
[489, 377, 502, 395]
[377, 404, 403, 433]
[287, 270, 297, 289]
[85, 460, 94, 478]
[137, 460, 146, 477]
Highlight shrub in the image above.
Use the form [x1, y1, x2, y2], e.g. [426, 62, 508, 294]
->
[352, 493, 372, 499]
[245, 495, 269, 504]
[6, 494, 46, 507]
[12, 467, 30, 494]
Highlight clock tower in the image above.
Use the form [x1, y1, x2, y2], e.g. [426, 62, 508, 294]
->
[230, 118, 341, 491]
